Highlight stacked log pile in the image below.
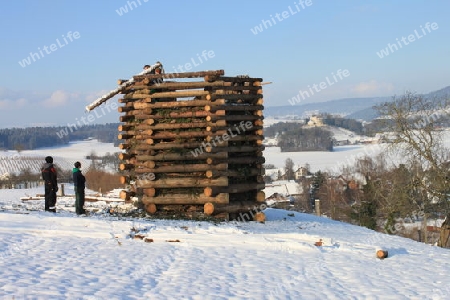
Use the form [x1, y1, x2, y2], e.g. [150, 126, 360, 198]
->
[117, 69, 265, 220]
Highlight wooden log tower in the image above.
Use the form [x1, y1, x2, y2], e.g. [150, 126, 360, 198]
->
[87, 62, 266, 221]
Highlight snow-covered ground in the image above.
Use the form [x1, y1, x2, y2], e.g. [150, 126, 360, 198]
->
[0, 139, 120, 176]
[1, 186, 450, 299]
[1, 136, 450, 299]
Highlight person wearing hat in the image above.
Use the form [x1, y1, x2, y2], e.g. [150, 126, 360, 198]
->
[72, 161, 86, 215]
[41, 156, 58, 212]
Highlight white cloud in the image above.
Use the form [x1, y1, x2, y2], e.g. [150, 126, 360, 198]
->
[350, 80, 394, 96]
[43, 90, 70, 107]
[85, 90, 110, 103]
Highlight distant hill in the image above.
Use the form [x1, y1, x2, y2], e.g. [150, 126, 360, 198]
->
[265, 86, 450, 121]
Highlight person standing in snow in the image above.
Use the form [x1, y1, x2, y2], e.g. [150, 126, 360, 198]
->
[73, 161, 86, 215]
[41, 156, 58, 212]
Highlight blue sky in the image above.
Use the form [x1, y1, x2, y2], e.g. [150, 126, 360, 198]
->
[0, 0, 449, 128]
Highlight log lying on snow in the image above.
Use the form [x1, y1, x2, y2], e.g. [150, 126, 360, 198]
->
[204, 200, 264, 215]
[204, 202, 266, 222]
[20, 195, 125, 203]
[376, 250, 389, 259]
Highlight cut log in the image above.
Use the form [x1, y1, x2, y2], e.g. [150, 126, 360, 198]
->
[119, 163, 135, 171]
[256, 191, 266, 202]
[205, 168, 263, 178]
[118, 153, 135, 161]
[212, 93, 263, 101]
[136, 176, 228, 188]
[203, 200, 266, 215]
[145, 203, 157, 214]
[133, 99, 226, 109]
[143, 188, 156, 197]
[117, 106, 136, 113]
[204, 202, 215, 215]
[136, 151, 228, 162]
[205, 134, 264, 143]
[125, 90, 210, 99]
[131, 80, 225, 90]
[133, 163, 228, 173]
[254, 212, 266, 223]
[119, 190, 135, 200]
[119, 115, 135, 122]
[148, 130, 219, 140]
[203, 183, 265, 196]
[134, 69, 225, 80]
[376, 250, 389, 259]
[132, 120, 226, 130]
[142, 193, 229, 205]
[206, 115, 263, 122]
[85, 62, 162, 111]
[204, 145, 265, 153]
[206, 156, 265, 165]
[219, 76, 263, 83]
[205, 104, 264, 112]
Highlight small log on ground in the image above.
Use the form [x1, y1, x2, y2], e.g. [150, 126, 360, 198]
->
[376, 250, 389, 259]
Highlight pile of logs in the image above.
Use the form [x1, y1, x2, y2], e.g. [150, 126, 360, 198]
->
[115, 69, 265, 220]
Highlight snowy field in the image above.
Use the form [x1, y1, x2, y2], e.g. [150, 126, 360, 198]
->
[1, 187, 450, 299]
[1, 134, 450, 299]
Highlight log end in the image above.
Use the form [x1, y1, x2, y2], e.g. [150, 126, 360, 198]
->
[204, 202, 215, 215]
[119, 190, 129, 200]
[145, 203, 157, 214]
[256, 191, 266, 202]
[376, 249, 388, 259]
[254, 212, 266, 223]
[204, 187, 213, 197]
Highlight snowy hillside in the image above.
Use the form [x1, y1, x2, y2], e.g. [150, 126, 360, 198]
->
[0, 187, 449, 299]
[0, 140, 120, 175]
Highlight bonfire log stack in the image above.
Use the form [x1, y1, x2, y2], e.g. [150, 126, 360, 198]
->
[113, 69, 265, 220]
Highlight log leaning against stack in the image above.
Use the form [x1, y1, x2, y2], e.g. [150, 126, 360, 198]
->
[85, 64, 266, 220]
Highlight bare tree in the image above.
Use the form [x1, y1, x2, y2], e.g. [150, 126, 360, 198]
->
[284, 158, 295, 181]
[375, 91, 450, 244]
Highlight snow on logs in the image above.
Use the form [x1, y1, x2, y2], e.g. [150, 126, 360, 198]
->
[97, 68, 266, 220]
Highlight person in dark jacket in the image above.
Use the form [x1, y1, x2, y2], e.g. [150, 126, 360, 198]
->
[41, 156, 58, 212]
[73, 161, 86, 215]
